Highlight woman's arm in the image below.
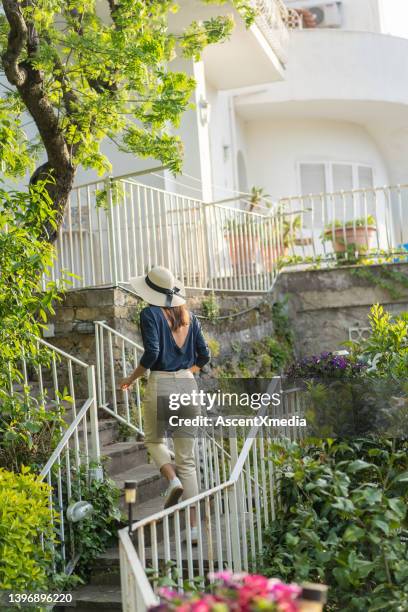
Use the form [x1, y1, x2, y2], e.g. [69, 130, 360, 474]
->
[119, 364, 147, 390]
[119, 308, 159, 389]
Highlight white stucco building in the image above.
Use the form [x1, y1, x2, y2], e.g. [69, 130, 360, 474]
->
[61, 0, 408, 291]
[77, 1, 408, 205]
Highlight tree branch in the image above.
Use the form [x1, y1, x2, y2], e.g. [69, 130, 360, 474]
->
[2, 0, 28, 86]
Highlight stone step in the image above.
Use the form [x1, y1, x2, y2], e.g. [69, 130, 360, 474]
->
[113, 463, 167, 508]
[90, 496, 166, 587]
[90, 500, 226, 588]
[102, 440, 149, 475]
[77, 418, 118, 447]
[60, 585, 122, 611]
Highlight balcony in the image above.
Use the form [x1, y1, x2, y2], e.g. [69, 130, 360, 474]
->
[170, 0, 301, 89]
[45, 175, 408, 295]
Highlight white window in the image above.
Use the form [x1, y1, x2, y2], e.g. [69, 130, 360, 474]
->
[298, 162, 374, 225]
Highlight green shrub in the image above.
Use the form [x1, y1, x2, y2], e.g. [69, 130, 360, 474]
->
[206, 336, 220, 358]
[0, 391, 67, 472]
[201, 293, 220, 322]
[0, 467, 55, 590]
[66, 467, 122, 580]
[260, 438, 408, 611]
[346, 303, 408, 379]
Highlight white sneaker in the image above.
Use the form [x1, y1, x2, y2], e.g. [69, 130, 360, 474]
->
[190, 526, 198, 545]
[163, 477, 184, 509]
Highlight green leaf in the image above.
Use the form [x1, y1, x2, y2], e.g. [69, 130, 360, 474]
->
[372, 519, 389, 535]
[343, 525, 364, 542]
[348, 459, 373, 473]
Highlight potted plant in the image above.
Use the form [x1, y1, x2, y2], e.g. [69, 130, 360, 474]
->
[224, 187, 268, 275]
[225, 217, 261, 274]
[261, 215, 302, 272]
[323, 215, 377, 255]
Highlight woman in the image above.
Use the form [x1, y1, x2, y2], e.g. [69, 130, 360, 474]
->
[119, 266, 210, 540]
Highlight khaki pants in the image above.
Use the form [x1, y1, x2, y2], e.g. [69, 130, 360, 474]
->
[143, 369, 200, 500]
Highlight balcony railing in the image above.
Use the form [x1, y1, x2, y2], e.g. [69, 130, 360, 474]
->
[252, 0, 302, 64]
[279, 184, 408, 263]
[45, 178, 408, 296]
[45, 176, 283, 294]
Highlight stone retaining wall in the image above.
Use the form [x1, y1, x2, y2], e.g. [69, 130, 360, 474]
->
[47, 262, 408, 390]
[276, 262, 408, 357]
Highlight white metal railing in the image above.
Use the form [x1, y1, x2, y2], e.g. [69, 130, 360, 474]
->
[119, 378, 303, 611]
[11, 337, 100, 574]
[46, 177, 408, 296]
[39, 394, 101, 575]
[253, 0, 302, 65]
[94, 320, 234, 487]
[46, 176, 283, 294]
[95, 320, 144, 435]
[278, 184, 408, 264]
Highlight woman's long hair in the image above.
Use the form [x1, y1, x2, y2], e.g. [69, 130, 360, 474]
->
[163, 305, 189, 331]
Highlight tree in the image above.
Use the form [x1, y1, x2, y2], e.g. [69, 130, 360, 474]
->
[0, 0, 254, 241]
[0, 181, 60, 384]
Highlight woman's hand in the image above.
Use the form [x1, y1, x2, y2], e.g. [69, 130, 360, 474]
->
[119, 375, 135, 390]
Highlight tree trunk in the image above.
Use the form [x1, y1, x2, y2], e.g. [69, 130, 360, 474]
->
[2, 0, 77, 243]
[30, 162, 76, 243]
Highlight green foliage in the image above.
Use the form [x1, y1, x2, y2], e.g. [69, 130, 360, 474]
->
[0, 466, 55, 591]
[64, 466, 122, 581]
[260, 438, 408, 611]
[201, 292, 220, 322]
[0, 183, 62, 386]
[0, 390, 67, 473]
[271, 299, 294, 348]
[0, 0, 253, 183]
[346, 304, 408, 379]
[206, 336, 220, 358]
[0, 99, 40, 177]
[351, 267, 408, 300]
[258, 337, 289, 375]
[0, 182, 70, 526]
[323, 215, 377, 233]
[132, 298, 149, 330]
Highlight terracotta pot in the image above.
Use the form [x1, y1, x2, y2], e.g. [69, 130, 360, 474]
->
[261, 244, 288, 272]
[324, 225, 377, 254]
[227, 231, 259, 274]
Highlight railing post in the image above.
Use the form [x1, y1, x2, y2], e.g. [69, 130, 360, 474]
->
[228, 483, 242, 572]
[107, 178, 119, 286]
[87, 364, 102, 481]
[228, 426, 244, 570]
[229, 425, 238, 469]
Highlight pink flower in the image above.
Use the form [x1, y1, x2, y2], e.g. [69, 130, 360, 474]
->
[268, 579, 301, 612]
[210, 571, 234, 582]
[190, 602, 211, 612]
[242, 574, 270, 593]
[158, 587, 178, 600]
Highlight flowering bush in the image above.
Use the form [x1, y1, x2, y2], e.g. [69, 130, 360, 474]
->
[151, 572, 302, 612]
[285, 351, 365, 381]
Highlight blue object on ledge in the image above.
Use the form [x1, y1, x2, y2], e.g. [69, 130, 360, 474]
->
[393, 243, 408, 263]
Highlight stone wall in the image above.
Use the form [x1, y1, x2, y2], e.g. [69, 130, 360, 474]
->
[47, 287, 276, 396]
[275, 262, 408, 358]
[47, 262, 408, 388]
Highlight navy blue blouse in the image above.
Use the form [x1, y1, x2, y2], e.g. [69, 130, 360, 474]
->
[139, 306, 210, 371]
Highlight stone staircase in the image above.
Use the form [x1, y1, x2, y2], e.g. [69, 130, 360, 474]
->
[63, 416, 223, 611]
[62, 417, 167, 611]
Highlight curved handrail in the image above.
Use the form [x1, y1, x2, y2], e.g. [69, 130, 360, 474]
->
[36, 336, 90, 369]
[119, 378, 284, 611]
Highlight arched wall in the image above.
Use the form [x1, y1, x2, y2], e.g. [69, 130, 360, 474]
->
[244, 118, 390, 199]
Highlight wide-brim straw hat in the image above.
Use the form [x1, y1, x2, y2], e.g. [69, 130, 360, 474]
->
[129, 266, 186, 307]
